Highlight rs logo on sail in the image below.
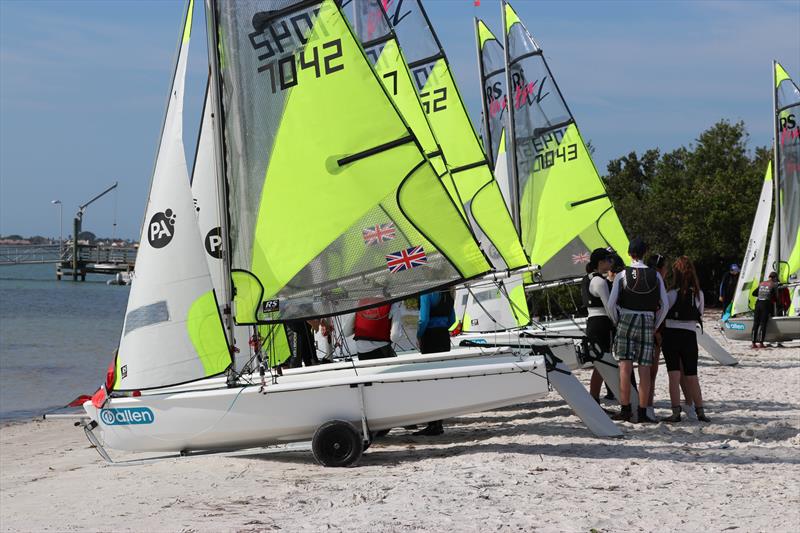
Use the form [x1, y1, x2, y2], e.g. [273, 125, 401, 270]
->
[100, 407, 155, 426]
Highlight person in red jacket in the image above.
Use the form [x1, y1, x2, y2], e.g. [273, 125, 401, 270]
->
[342, 301, 403, 360]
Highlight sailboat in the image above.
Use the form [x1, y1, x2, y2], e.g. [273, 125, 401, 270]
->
[81, 0, 625, 468]
[723, 62, 800, 342]
[450, 2, 738, 367]
[450, 3, 632, 381]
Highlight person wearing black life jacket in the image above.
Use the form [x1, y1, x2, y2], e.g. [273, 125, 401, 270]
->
[413, 289, 456, 436]
[661, 256, 710, 423]
[607, 238, 668, 423]
[341, 301, 403, 360]
[751, 271, 779, 348]
[582, 248, 614, 404]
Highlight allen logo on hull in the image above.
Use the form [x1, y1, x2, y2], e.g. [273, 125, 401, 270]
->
[100, 407, 155, 426]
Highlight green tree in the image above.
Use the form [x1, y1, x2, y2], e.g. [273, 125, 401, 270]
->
[602, 120, 770, 295]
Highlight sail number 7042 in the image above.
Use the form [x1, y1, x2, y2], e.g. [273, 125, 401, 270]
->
[257, 38, 345, 94]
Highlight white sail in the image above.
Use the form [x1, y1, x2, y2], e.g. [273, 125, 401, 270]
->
[191, 85, 258, 372]
[457, 274, 527, 333]
[766, 220, 778, 279]
[730, 162, 773, 316]
[115, 0, 231, 391]
[191, 86, 227, 298]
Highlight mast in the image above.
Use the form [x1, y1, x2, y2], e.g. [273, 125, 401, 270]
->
[772, 59, 781, 278]
[475, 17, 495, 169]
[205, 0, 237, 353]
[500, 0, 521, 233]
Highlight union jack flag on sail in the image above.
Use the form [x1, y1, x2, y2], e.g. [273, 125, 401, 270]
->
[362, 222, 396, 245]
[572, 251, 590, 264]
[386, 246, 427, 273]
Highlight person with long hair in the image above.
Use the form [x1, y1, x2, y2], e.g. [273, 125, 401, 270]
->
[644, 253, 668, 421]
[661, 256, 710, 422]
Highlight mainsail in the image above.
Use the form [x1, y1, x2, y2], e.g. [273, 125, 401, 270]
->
[380, 0, 527, 271]
[475, 19, 514, 211]
[115, 0, 231, 391]
[774, 62, 800, 284]
[214, 0, 490, 323]
[502, 0, 629, 281]
[730, 162, 773, 316]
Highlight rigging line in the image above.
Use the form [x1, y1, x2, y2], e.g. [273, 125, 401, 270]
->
[465, 284, 505, 331]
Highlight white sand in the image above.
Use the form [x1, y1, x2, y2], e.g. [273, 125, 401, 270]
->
[2, 315, 798, 532]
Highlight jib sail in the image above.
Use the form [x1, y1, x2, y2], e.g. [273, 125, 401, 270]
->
[213, 0, 490, 323]
[730, 162, 773, 316]
[115, 0, 232, 391]
[502, 0, 629, 281]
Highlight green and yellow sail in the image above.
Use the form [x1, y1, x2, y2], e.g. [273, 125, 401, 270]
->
[216, 0, 490, 323]
[502, 0, 629, 281]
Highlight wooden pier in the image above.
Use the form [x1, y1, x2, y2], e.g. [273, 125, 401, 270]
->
[0, 243, 137, 281]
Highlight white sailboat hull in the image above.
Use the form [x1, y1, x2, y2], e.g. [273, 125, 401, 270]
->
[84, 349, 549, 454]
[722, 315, 800, 342]
[452, 330, 586, 369]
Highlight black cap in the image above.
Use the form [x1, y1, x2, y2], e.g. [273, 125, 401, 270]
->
[628, 237, 648, 257]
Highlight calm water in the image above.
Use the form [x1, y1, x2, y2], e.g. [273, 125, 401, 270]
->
[0, 263, 129, 421]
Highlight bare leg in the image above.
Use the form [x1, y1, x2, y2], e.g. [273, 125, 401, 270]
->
[619, 360, 633, 406]
[637, 364, 652, 408]
[590, 368, 603, 399]
[685, 375, 703, 407]
[679, 361, 691, 406]
[648, 355, 659, 407]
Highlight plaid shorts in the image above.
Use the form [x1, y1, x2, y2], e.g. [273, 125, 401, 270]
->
[614, 312, 656, 366]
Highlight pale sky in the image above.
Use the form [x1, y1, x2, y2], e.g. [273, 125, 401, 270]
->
[1, 0, 798, 240]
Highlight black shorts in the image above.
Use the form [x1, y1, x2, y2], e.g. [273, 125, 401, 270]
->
[662, 328, 698, 376]
[586, 316, 614, 355]
[420, 327, 451, 354]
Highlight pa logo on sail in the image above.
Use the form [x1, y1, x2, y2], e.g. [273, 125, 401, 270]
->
[148, 209, 176, 249]
[100, 407, 155, 425]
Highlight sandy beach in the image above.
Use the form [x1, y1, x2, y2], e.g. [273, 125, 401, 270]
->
[1, 317, 798, 532]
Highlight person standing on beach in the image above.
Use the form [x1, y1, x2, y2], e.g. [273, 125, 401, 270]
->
[285, 320, 319, 368]
[341, 302, 403, 360]
[719, 264, 740, 315]
[607, 238, 668, 423]
[751, 272, 779, 348]
[414, 289, 456, 436]
[582, 248, 615, 404]
[644, 253, 668, 421]
[661, 256, 710, 422]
